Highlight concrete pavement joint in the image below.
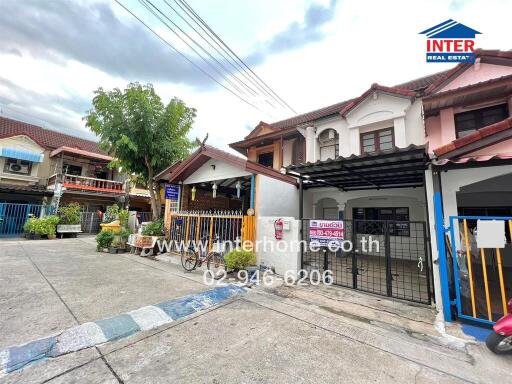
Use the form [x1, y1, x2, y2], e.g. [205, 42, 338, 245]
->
[0, 251, 246, 378]
[37, 297, 242, 384]
[242, 295, 475, 384]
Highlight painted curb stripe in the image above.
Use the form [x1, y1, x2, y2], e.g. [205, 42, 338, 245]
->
[128, 306, 173, 331]
[50, 322, 107, 356]
[4, 336, 56, 373]
[0, 284, 246, 374]
[95, 314, 141, 341]
[156, 284, 246, 320]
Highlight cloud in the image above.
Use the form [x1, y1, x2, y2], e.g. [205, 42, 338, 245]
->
[245, 0, 338, 66]
[0, 77, 97, 140]
[0, 0, 212, 88]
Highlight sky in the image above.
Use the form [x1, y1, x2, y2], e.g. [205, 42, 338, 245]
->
[0, 0, 510, 151]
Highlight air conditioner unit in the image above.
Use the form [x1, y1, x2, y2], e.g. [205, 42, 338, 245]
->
[9, 162, 29, 173]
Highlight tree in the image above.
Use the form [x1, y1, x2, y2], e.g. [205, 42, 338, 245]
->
[85, 83, 196, 220]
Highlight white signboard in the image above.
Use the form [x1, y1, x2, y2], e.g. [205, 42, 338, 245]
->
[309, 220, 344, 246]
[476, 220, 506, 249]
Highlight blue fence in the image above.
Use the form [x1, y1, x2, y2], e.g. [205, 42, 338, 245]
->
[0, 203, 54, 237]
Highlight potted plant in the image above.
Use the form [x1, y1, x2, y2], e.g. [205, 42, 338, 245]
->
[224, 249, 257, 275]
[57, 202, 82, 237]
[23, 218, 37, 239]
[95, 230, 114, 252]
[45, 216, 60, 240]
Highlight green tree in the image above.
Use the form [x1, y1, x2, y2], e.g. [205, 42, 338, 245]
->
[85, 83, 196, 220]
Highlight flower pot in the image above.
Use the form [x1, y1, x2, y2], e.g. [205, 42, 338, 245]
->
[108, 247, 118, 254]
[47, 234, 56, 240]
[57, 224, 82, 236]
[33, 234, 41, 240]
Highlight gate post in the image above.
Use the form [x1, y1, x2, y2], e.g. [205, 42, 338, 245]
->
[434, 191, 452, 322]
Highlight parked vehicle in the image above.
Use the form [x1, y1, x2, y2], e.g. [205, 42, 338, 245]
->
[486, 298, 512, 354]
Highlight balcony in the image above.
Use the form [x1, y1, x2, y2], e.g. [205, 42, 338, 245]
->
[48, 174, 125, 194]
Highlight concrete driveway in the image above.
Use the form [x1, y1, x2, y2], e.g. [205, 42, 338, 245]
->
[0, 237, 510, 384]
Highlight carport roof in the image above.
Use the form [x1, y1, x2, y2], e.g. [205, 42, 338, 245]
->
[287, 145, 428, 190]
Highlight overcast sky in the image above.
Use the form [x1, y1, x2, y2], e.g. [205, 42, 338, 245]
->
[0, 0, 510, 150]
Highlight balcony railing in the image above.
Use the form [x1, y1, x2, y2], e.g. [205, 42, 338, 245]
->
[48, 174, 125, 194]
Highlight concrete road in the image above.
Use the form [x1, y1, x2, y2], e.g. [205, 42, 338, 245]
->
[0, 237, 510, 384]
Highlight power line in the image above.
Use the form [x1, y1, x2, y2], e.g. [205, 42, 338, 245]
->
[177, 0, 297, 114]
[113, 0, 269, 115]
[168, 0, 282, 111]
[140, 0, 250, 98]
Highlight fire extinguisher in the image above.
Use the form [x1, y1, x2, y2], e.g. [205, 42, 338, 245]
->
[274, 218, 284, 240]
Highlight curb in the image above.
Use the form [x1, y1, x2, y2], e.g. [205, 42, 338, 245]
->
[0, 284, 246, 374]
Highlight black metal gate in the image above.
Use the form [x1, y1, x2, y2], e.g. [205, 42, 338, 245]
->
[301, 219, 432, 304]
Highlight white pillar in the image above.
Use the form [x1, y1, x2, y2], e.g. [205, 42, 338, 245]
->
[393, 116, 407, 148]
[305, 126, 316, 162]
[337, 203, 345, 219]
[312, 203, 317, 219]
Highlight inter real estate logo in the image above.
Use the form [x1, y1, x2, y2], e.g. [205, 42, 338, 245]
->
[419, 19, 481, 63]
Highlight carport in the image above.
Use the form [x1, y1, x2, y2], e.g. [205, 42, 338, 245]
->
[287, 145, 433, 304]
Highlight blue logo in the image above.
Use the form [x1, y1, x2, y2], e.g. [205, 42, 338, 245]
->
[419, 19, 481, 63]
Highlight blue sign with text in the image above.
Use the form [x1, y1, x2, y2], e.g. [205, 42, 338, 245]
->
[165, 184, 179, 200]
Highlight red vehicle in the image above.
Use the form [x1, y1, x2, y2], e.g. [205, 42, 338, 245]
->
[486, 298, 512, 354]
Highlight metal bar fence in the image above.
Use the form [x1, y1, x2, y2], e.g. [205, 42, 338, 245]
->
[449, 216, 512, 325]
[166, 210, 247, 253]
[0, 203, 55, 237]
[300, 218, 431, 305]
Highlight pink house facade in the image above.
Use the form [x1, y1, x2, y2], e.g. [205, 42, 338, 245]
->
[423, 50, 512, 323]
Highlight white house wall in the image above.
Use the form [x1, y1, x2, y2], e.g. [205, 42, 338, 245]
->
[256, 175, 299, 217]
[305, 94, 425, 163]
[183, 158, 250, 185]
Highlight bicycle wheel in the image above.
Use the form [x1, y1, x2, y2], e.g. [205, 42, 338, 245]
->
[181, 249, 198, 271]
[207, 252, 225, 277]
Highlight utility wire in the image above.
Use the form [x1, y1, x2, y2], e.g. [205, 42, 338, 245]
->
[140, 0, 249, 98]
[113, 0, 268, 115]
[177, 0, 297, 114]
[161, 0, 268, 102]
[169, 0, 281, 110]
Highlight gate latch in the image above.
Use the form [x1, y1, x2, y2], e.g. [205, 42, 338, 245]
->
[417, 257, 423, 272]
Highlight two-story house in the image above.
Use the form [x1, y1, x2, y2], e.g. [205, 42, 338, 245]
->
[0, 116, 127, 214]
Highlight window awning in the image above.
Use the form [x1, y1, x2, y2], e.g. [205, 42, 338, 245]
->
[0, 147, 44, 163]
[287, 145, 428, 190]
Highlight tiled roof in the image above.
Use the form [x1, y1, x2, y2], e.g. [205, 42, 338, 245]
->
[265, 71, 451, 132]
[0, 116, 104, 154]
[433, 117, 512, 158]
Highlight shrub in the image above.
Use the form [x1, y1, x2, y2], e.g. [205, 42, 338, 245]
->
[44, 216, 60, 236]
[224, 249, 256, 270]
[118, 209, 129, 227]
[103, 204, 120, 223]
[96, 231, 115, 249]
[141, 219, 164, 236]
[58, 203, 81, 225]
[119, 228, 131, 240]
[23, 218, 37, 234]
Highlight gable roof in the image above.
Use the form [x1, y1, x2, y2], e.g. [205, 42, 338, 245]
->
[433, 117, 512, 159]
[0, 116, 104, 154]
[424, 50, 512, 94]
[155, 144, 297, 185]
[236, 69, 453, 137]
[340, 84, 416, 117]
[419, 19, 481, 38]
[244, 121, 278, 139]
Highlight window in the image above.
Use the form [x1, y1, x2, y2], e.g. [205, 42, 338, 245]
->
[455, 104, 509, 138]
[318, 129, 339, 161]
[64, 163, 82, 176]
[257, 152, 274, 167]
[353, 207, 409, 236]
[3, 158, 32, 175]
[360, 128, 394, 154]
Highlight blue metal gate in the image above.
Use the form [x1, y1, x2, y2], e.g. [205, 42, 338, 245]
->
[447, 215, 512, 325]
[0, 203, 54, 237]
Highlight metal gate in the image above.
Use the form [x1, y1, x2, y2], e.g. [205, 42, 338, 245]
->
[0, 203, 54, 237]
[301, 219, 432, 304]
[447, 216, 512, 325]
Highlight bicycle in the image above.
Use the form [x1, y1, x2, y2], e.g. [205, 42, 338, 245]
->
[180, 235, 226, 276]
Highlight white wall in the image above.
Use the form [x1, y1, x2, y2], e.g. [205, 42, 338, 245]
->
[256, 216, 300, 276]
[256, 175, 299, 218]
[305, 93, 425, 162]
[183, 158, 250, 184]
